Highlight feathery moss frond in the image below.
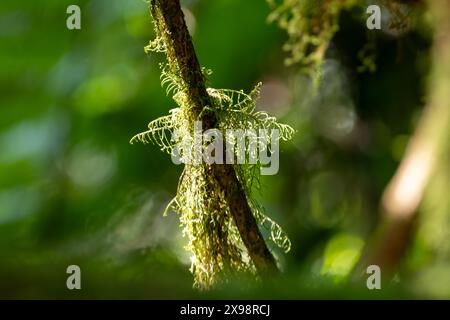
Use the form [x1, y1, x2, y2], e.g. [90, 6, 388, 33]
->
[129, 113, 174, 152]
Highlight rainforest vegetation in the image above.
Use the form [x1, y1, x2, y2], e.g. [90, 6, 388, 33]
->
[0, 0, 449, 298]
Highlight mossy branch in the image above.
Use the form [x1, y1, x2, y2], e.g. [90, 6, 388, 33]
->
[149, 0, 278, 282]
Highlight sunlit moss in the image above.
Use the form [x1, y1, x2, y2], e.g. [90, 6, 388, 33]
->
[131, 40, 294, 288]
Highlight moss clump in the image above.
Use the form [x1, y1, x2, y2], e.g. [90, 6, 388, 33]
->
[131, 66, 293, 287]
[133, 1, 293, 287]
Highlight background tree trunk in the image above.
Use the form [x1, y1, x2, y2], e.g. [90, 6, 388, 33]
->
[356, 0, 450, 277]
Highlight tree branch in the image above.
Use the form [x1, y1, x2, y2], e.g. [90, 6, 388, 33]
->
[150, 0, 278, 276]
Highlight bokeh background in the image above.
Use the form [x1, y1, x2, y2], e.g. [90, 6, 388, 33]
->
[0, 0, 448, 299]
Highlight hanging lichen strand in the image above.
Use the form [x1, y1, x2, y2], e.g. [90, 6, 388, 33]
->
[267, 0, 414, 78]
[131, 0, 293, 289]
[267, 0, 357, 76]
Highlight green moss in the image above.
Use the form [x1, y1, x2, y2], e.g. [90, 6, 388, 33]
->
[131, 1, 294, 289]
[267, 0, 357, 77]
[131, 71, 293, 287]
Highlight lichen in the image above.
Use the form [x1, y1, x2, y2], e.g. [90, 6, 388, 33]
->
[267, 0, 415, 78]
[267, 0, 357, 78]
[132, 2, 294, 286]
[131, 62, 293, 287]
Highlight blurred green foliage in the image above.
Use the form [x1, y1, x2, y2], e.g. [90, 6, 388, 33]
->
[0, 0, 446, 299]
